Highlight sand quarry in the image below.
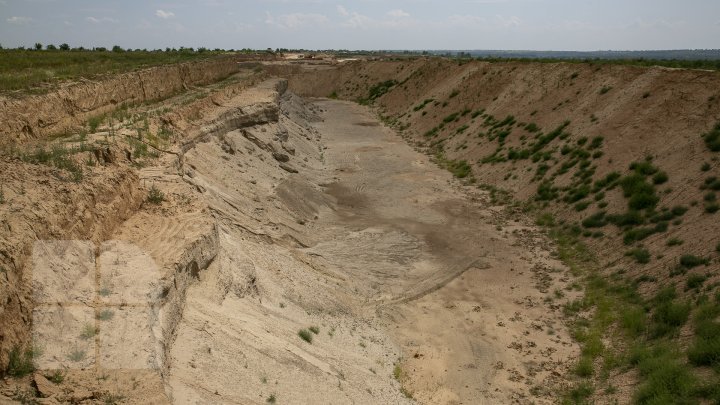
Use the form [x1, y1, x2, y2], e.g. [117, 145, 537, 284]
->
[1, 56, 719, 404]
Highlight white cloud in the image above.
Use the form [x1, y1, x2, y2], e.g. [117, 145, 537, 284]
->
[265, 12, 328, 29]
[337, 5, 349, 17]
[6, 16, 32, 24]
[155, 10, 175, 19]
[86, 16, 118, 24]
[387, 9, 410, 18]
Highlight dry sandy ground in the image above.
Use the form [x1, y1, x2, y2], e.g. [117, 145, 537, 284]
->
[1, 81, 579, 404]
[164, 96, 579, 404]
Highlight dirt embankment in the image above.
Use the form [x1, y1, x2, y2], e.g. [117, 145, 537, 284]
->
[0, 57, 245, 148]
[290, 59, 720, 293]
[0, 65, 266, 378]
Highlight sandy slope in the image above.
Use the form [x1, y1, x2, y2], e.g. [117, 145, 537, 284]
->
[1, 77, 579, 404]
[163, 95, 579, 404]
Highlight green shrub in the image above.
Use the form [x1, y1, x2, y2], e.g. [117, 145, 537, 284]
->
[298, 329, 313, 343]
[7, 346, 38, 377]
[627, 248, 651, 264]
[607, 210, 644, 227]
[599, 86, 612, 95]
[705, 203, 720, 213]
[630, 160, 659, 176]
[575, 201, 590, 211]
[574, 356, 593, 377]
[442, 113, 460, 123]
[620, 173, 658, 210]
[582, 211, 607, 228]
[679, 255, 709, 269]
[686, 274, 707, 290]
[652, 171, 669, 185]
[620, 307, 647, 337]
[589, 136, 604, 149]
[566, 382, 594, 403]
[367, 80, 397, 100]
[703, 121, 720, 152]
[633, 349, 696, 405]
[666, 238, 683, 246]
[651, 300, 691, 337]
[701, 162, 711, 171]
[309, 326, 320, 334]
[147, 185, 164, 204]
[445, 160, 472, 178]
[687, 304, 720, 368]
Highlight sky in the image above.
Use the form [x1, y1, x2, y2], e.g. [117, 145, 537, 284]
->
[1, 0, 719, 51]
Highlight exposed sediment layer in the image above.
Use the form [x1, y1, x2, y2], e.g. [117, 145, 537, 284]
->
[0, 57, 244, 148]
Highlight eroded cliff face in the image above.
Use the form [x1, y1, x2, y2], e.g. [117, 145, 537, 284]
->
[0, 57, 244, 148]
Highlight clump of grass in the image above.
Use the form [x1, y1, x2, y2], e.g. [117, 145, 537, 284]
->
[309, 326, 320, 334]
[7, 345, 39, 377]
[652, 171, 669, 185]
[705, 203, 720, 214]
[298, 329, 313, 343]
[67, 348, 86, 362]
[266, 393, 277, 404]
[599, 85, 612, 95]
[686, 274, 707, 290]
[679, 255, 709, 269]
[147, 185, 165, 204]
[47, 370, 65, 384]
[627, 248, 651, 264]
[701, 162, 711, 171]
[80, 323, 99, 340]
[87, 115, 104, 132]
[702, 121, 720, 152]
[97, 309, 114, 321]
[666, 238, 683, 246]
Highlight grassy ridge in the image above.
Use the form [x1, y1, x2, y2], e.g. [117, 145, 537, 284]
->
[0, 49, 231, 93]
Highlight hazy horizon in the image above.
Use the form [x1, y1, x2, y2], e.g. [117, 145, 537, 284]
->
[1, 0, 719, 51]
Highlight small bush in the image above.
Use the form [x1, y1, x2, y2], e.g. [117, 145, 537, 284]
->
[574, 356, 593, 377]
[309, 326, 320, 334]
[652, 171, 668, 185]
[679, 255, 709, 269]
[599, 86, 612, 95]
[442, 113, 460, 123]
[620, 307, 647, 337]
[298, 329, 313, 343]
[147, 185, 165, 204]
[703, 122, 720, 152]
[7, 346, 37, 377]
[701, 162, 711, 171]
[705, 203, 720, 213]
[686, 274, 707, 290]
[666, 238, 683, 246]
[652, 300, 691, 337]
[47, 370, 65, 384]
[80, 323, 99, 340]
[627, 248, 651, 264]
[567, 382, 594, 403]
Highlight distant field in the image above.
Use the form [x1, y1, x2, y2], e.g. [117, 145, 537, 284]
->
[0, 49, 232, 94]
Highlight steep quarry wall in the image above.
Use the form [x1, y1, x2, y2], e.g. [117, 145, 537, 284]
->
[0, 56, 243, 148]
